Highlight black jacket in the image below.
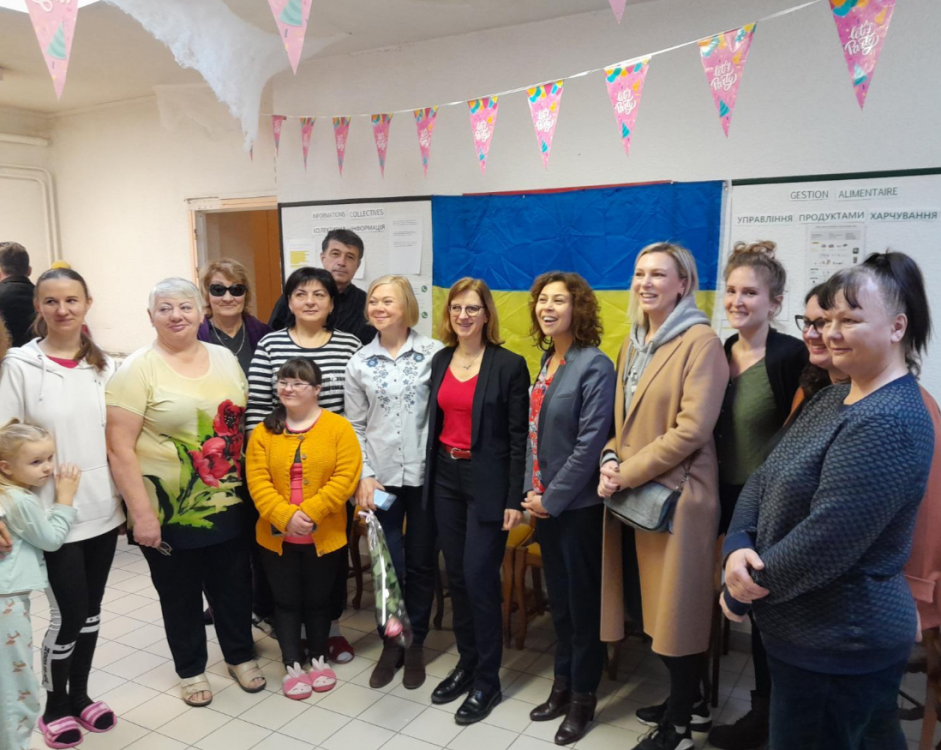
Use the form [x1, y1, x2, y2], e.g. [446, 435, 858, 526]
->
[0, 276, 36, 347]
[423, 345, 531, 522]
[268, 283, 377, 344]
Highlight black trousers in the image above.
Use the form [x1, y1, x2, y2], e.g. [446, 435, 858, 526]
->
[538, 504, 605, 694]
[261, 544, 345, 666]
[375, 485, 437, 646]
[142, 534, 254, 678]
[434, 450, 508, 692]
[329, 503, 352, 621]
[661, 652, 705, 727]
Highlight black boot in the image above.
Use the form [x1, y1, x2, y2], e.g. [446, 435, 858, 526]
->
[530, 679, 571, 721]
[707, 690, 769, 750]
[554, 692, 596, 746]
[369, 644, 404, 689]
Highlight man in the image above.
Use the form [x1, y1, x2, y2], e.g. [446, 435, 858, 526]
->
[269, 229, 377, 345]
[0, 243, 36, 347]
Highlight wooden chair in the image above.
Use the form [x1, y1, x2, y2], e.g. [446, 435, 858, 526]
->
[512, 524, 548, 650]
[502, 522, 535, 647]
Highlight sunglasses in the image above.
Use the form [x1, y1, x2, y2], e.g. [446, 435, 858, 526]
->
[209, 283, 247, 298]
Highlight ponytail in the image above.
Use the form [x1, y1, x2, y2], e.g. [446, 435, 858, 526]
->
[33, 268, 108, 372]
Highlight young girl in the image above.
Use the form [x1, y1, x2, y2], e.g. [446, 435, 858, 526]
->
[0, 423, 81, 750]
[246, 358, 362, 699]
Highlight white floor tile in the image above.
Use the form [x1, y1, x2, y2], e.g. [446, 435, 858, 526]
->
[250, 733, 316, 750]
[94, 641, 139, 668]
[483, 698, 535, 733]
[158, 707, 231, 744]
[503, 673, 555, 705]
[122, 693, 192, 730]
[315, 682, 383, 717]
[96, 681, 163, 715]
[115, 624, 167, 650]
[571, 721, 642, 750]
[447, 721, 518, 750]
[103, 593, 155, 616]
[133, 661, 182, 692]
[100, 650, 168, 680]
[238, 690, 311, 730]
[124, 733, 188, 750]
[87, 669, 129, 697]
[509, 736, 559, 750]
[320, 718, 393, 750]
[209, 682, 273, 718]
[401, 706, 465, 747]
[382, 734, 440, 750]
[358, 693, 425, 732]
[193, 717, 271, 750]
[279, 705, 350, 746]
[77, 719, 149, 750]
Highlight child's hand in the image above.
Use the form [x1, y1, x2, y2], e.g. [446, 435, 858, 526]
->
[285, 510, 314, 537]
[55, 464, 82, 506]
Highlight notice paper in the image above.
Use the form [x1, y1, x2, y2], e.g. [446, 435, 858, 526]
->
[389, 216, 423, 275]
[285, 239, 319, 271]
[805, 224, 865, 289]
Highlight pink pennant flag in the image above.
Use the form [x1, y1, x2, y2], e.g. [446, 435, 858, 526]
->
[300, 117, 315, 170]
[267, 0, 313, 74]
[467, 97, 499, 175]
[699, 24, 757, 137]
[332, 117, 351, 177]
[829, 0, 896, 109]
[604, 58, 651, 158]
[414, 107, 438, 177]
[608, 0, 627, 23]
[527, 81, 564, 169]
[371, 114, 393, 178]
[271, 115, 286, 157]
[27, 1, 78, 100]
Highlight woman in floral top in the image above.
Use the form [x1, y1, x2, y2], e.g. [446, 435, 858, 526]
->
[106, 278, 265, 708]
[344, 276, 443, 690]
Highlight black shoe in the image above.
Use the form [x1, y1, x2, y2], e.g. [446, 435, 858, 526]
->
[633, 722, 694, 750]
[707, 691, 768, 750]
[455, 687, 502, 725]
[636, 698, 712, 732]
[530, 679, 571, 721]
[369, 644, 404, 689]
[554, 692, 596, 745]
[431, 668, 475, 705]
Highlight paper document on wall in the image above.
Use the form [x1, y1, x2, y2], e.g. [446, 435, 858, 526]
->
[805, 224, 865, 290]
[389, 216, 423, 275]
[285, 239, 319, 270]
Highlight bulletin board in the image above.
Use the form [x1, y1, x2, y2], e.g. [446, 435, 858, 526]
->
[726, 168, 941, 396]
[279, 197, 434, 336]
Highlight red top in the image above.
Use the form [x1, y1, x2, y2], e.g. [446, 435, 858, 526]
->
[438, 368, 477, 450]
[48, 356, 79, 369]
[283, 427, 315, 545]
[528, 364, 558, 494]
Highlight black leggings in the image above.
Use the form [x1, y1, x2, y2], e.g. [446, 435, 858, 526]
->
[41, 528, 119, 722]
[661, 653, 705, 727]
[261, 544, 345, 667]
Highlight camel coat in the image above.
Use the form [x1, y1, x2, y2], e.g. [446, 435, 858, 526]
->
[600, 324, 728, 656]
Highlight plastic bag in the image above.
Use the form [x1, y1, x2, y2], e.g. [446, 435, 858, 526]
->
[359, 510, 413, 648]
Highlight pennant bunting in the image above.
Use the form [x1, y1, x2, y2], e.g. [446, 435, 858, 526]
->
[413, 107, 438, 177]
[467, 97, 499, 175]
[604, 58, 651, 158]
[267, 0, 313, 74]
[829, 0, 896, 109]
[608, 0, 627, 23]
[371, 114, 393, 177]
[698, 23, 757, 137]
[527, 81, 564, 169]
[300, 117, 316, 170]
[332, 117, 351, 177]
[27, 0, 78, 100]
[271, 115, 286, 156]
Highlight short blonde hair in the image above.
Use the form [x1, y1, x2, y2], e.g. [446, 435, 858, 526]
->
[628, 242, 700, 324]
[200, 258, 254, 316]
[149, 278, 203, 315]
[365, 276, 419, 328]
[438, 278, 504, 347]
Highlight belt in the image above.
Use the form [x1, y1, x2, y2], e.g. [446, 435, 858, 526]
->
[441, 444, 472, 460]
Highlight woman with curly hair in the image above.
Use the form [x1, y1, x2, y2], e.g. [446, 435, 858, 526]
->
[522, 272, 616, 745]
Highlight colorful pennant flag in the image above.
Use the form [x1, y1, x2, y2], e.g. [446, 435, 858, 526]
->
[527, 81, 564, 169]
[829, 0, 896, 109]
[604, 58, 651, 158]
[300, 117, 316, 170]
[414, 107, 438, 177]
[371, 114, 393, 177]
[332, 117, 351, 177]
[699, 23, 757, 137]
[608, 0, 627, 23]
[267, 0, 313, 74]
[467, 97, 499, 175]
[271, 115, 286, 156]
[27, 0, 78, 100]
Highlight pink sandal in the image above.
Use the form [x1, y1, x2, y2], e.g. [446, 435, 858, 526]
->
[37, 716, 83, 749]
[282, 662, 313, 700]
[76, 701, 116, 733]
[307, 657, 337, 692]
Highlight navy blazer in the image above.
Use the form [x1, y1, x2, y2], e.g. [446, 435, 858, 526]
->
[524, 346, 616, 516]
[423, 345, 530, 522]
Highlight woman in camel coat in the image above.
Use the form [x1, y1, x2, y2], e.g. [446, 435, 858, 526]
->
[598, 242, 728, 750]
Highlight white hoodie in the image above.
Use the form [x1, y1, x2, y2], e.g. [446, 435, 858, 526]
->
[0, 339, 124, 542]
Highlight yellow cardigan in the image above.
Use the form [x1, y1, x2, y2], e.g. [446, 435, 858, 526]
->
[247, 410, 362, 556]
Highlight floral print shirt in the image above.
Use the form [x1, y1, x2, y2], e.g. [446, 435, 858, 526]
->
[344, 330, 444, 487]
[528, 360, 559, 494]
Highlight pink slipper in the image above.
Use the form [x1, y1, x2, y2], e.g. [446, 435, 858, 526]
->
[38, 716, 83, 749]
[283, 662, 313, 700]
[306, 656, 337, 692]
[76, 701, 116, 733]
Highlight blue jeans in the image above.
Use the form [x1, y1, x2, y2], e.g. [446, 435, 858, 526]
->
[767, 654, 907, 750]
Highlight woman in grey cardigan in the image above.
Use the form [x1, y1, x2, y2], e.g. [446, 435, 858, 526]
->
[522, 272, 615, 746]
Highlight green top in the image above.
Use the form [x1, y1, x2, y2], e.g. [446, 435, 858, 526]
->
[716, 359, 779, 486]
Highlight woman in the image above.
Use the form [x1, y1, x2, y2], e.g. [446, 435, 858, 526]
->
[709, 242, 806, 750]
[521, 272, 615, 746]
[722, 252, 934, 750]
[0, 268, 124, 747]
[106, 278, 265, 707]
[247, 266, 362, 663]
[597, 242, 728, 750]
[424, 277, 528, 726]
[247, 358, 361, 699]
[345, 276, 442, 690]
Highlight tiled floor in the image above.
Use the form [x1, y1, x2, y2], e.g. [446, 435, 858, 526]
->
[23, 536, 938, 750]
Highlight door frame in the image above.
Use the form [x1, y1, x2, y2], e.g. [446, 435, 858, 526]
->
[186, 195, 278, 281]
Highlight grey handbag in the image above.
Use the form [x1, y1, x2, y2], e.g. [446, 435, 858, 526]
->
[604, 461, 691, 533]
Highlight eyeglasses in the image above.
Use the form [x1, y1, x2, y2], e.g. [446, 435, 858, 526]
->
[157, 542, 172, 556]
[795, 315, 826, 333]
[277, 380, 313, 391]
[209, 283, 247, 298]
[448, 304, 484, 317]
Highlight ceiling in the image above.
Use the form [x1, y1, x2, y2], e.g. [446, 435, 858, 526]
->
[0, 0, 650, 116]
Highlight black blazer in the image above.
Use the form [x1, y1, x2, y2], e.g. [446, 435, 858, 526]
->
[423, 345, 531, 522]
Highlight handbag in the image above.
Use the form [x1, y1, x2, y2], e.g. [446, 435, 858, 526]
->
[604, 460, 691, 533]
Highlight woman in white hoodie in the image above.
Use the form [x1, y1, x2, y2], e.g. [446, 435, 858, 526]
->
[0, 268, 124, 740]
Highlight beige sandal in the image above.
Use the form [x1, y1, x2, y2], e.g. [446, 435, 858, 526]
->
[227, 660, 267, 693]
[180, 674, 213, 707]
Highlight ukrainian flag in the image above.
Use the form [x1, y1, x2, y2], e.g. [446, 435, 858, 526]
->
[431, 182, 724, 375]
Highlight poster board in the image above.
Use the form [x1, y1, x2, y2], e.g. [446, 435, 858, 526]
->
[279, 197, 434, 337]
[726, 169, 941, 397]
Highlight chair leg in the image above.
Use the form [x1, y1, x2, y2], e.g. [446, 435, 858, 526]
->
[609, 640, 621, 681]
[920, 629, 941, 750]
[350, 535, 364, 610]
[710, 599, 722, 708]
[433, 552, 445, 630]
[722, 616, 731, 655]
[514, 553, 529, 651]
[502, 548, 515, 648]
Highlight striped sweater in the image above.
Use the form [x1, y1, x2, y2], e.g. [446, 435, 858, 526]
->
[246, 329, 362, 429]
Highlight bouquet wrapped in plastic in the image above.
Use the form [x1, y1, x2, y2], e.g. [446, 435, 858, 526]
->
[359, 510, 413, 648]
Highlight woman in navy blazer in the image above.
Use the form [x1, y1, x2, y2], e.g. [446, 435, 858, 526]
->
[522, 272, 615, 746]
[423, 278, 529, 725]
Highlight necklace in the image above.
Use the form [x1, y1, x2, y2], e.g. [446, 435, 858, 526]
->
[457, 347, 484, 371]
[210, 320, 246, 356]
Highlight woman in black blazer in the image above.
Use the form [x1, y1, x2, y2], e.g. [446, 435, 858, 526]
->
[423, 277, 529, 725]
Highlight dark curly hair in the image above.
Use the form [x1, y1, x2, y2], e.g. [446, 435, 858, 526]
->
[529, 271, 603, 351]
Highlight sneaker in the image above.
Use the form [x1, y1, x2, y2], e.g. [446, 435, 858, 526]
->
[636, 699, 712, 732]
[633, 722, 695, 750]
[707, 691, 768, 750]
